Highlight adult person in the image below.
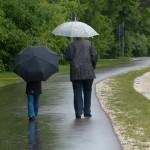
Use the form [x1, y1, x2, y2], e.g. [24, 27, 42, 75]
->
[65, 37, 97, 119]
[26, 81, 42, 121]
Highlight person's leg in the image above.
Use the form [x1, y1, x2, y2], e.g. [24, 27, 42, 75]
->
[27, 95, 35, 119]
[33, 95, 39, 117]
[83, 79, 93, 117]
[72, 80, 83, 118]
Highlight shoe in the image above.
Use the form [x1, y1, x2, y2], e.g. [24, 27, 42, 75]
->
[75, 114, 81, 119]
[84, 114, 92, 118]
[29, 117, 35, 121]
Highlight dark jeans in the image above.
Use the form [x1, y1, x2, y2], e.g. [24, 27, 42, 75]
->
[72, 79, 93, 116]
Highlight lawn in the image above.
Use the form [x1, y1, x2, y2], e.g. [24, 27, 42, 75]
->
[96, 57, 130, 69]
[96, 68, 150, 149]
[0, 72, 21, 87]
[0, 57, 130, 87]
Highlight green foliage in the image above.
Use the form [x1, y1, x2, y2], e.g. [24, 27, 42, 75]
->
[140, 8, 150, 35]
[91, 15, 115, 58]
[128, 33, 148, 56]
[81, 0, 116, 58]
[0, 0, 85, 70]
[0, 0, 149, 71]
[0, 60, 5, 72]
[0, 6, 31, 70]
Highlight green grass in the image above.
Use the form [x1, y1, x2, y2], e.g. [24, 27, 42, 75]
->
[105, 68, 150, 149]
[0, 72, 21, 87]
[96, 57, 130, 68]
[0, 57, 130, 87]
[59, 64, 70, 73]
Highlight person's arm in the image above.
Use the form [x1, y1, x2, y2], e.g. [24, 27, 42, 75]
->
[38, 81, 42, 94]
[26, 81, 31, 94]
[90, 43, 97, 69]
[64, 44, 73, 62]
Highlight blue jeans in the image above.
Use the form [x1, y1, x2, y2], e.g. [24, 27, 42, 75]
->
[27, 95, 39, 118]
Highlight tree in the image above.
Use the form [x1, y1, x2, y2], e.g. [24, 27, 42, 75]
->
[80, 0, 115, 58]
[0, 0, 149, 70]
[0, 0, 81, 69]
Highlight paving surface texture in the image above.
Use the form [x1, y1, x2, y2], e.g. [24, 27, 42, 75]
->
[0, 57, 150, 150]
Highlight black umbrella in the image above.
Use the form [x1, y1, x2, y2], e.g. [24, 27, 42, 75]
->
[14, 46, 59, 81]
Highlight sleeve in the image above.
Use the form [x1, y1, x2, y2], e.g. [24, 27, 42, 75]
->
[90, 43, 97, 69]
[64, 44, 73, 61]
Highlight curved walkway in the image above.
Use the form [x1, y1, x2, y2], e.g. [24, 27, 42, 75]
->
[0, 57, 150, 150]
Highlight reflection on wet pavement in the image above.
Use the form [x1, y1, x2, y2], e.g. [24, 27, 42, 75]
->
[28, 121, 40, 150]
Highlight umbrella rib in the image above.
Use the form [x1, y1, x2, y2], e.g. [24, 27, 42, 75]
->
[70, 22, 75, 37]
[81, 25, 91, 37]
[35, 57, 57, 71]
[15, 55, 33, 67]
[35, 57, 58, 80]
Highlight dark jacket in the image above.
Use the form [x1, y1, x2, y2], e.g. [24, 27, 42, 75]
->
[65, 38, 97, 81]
[26, 81, 42, 95]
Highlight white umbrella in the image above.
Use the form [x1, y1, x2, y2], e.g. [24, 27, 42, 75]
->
[52, 21, 99, 37]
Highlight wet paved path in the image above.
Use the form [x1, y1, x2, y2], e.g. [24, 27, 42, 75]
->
[0, 57, 150, 150]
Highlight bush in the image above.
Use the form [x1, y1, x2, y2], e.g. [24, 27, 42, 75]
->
[127, 33, 148, 56]
[91, 15, 115, 58]
[0, 60, 5, 72]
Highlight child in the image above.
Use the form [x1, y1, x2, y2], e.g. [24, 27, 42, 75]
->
[26, 81, 42, 121]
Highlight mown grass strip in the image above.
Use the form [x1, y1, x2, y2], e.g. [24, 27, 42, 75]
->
[98, 68, 150, 149]
[0, 72, 21, 87]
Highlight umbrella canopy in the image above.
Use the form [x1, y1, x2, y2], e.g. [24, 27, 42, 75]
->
[14, 46, 59, 81]
[52, 21, 99, 37]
